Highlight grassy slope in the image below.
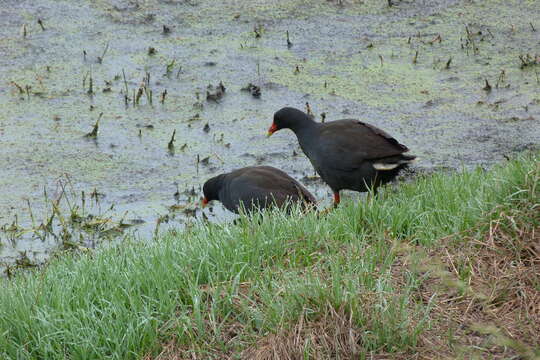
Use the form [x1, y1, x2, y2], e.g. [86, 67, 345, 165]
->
[0, 152, 538, 360]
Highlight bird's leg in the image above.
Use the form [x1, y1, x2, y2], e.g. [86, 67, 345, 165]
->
[333, 192, 340, 207]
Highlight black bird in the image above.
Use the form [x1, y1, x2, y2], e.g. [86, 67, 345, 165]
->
[202, 166, 316, 214]
[268, 107, 416, 206]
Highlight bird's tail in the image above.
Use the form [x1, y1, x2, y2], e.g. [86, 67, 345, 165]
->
[372, 154, 417, 171]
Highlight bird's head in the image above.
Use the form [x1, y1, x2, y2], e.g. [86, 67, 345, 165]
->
[202, 174, 225, 207]
[267, 107, 310, 136]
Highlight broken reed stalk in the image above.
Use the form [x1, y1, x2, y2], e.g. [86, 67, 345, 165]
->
[464, 26, 479, 55]
[286, 30, 292, 48]
[10, 82, 24, 94]
[97, 41, 109, 64]
[166, 59, 175, 77]
[26, 199, 35, 227]
[483, 79, 492, 92]
[82, 71, 89, 89]
[160, 90, 167, 104]
[168, 129, 176, 151]
[496, 69, 506, 88]
[445, 57, 452, 69]
[122, 69, 129, 95]
[135, 87, 143, 106]
[87, 72, 94, 95]
[143, 72, 152, 106]
[85, 112, 103, 138]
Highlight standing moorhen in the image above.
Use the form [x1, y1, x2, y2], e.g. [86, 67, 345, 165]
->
[267, 107, 416, 206]
[202, 166, 316, 214]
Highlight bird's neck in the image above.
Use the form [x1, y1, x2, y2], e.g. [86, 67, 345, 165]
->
[213, 174, 227, 201]
[290, 115, 317, 137]
[292, 120, 319, 157]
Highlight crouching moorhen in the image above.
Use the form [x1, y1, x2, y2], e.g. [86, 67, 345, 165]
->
[202, 166, 316, 214]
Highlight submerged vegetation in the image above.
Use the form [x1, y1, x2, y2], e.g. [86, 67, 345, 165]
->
[0, 176, 144, 276]
[0, 152, 537, 359]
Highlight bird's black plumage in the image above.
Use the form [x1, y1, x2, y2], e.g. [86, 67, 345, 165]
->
[269, 107, 416, 204]
[203, 166, 316, 214]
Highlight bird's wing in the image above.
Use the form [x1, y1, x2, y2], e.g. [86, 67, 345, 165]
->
[227, 168, 315, 211]
[316, 120, 409, 171]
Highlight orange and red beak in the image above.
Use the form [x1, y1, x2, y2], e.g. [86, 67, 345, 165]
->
[201, 197, 209, 207]
[267, 122, 278, 137]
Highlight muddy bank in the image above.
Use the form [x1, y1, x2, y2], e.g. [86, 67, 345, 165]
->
[1, 0, 539, 273]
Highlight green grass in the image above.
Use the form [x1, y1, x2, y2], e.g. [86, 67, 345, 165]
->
[0, 152, 538, 359]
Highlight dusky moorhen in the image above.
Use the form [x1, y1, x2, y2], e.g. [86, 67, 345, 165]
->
[202, 165, 316, 214]
[268, 107, 416, 206]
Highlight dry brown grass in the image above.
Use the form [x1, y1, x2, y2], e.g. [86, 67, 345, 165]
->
[241, 305, 361, 360]
[403, 208, 540, 359]
[144, 282, 254, 360]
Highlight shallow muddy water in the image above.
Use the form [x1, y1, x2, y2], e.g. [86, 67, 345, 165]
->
[1, 0, 539, 273]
